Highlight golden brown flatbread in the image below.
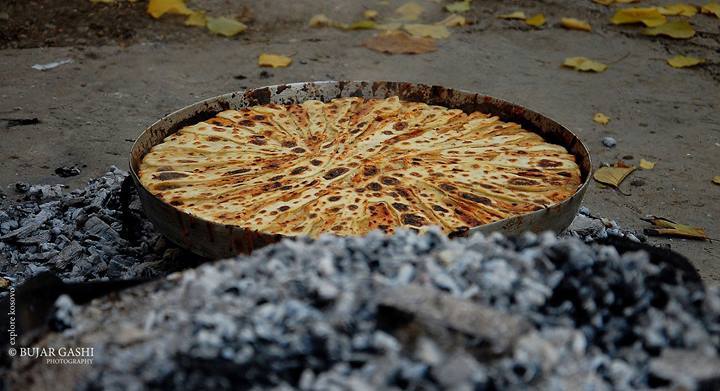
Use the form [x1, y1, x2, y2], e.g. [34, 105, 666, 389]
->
[139, 96, 581, 237]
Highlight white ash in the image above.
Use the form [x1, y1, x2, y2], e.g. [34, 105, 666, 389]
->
[0, 167, 201, 287]
[13, 230, 717, 390]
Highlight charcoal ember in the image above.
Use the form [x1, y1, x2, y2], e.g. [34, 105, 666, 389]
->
[55, 166, 81, 178]
[14, 182, 30, 193]
[28, 184, 63, 201]
[0, 209, 51, 240]
[0, 166, 203, 286]
[50, 241, 84, 270]
[0, 219, 18, 235]
[15, 230, 51, 245]
[84, 215, 122, 243]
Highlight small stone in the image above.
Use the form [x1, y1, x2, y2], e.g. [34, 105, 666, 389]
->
[602, 137, 617, 148]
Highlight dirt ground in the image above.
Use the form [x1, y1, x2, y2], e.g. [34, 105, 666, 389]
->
[1, 0, 718, 280]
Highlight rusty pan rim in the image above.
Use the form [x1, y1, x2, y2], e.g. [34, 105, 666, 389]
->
[129, 81, 592, 257]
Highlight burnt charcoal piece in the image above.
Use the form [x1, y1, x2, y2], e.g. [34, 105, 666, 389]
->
[54, 166, 81, 178]
[1, 117, 40, 128]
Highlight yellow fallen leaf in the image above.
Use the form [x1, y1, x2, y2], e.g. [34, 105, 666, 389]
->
[594, 0, 642, 4]
[437, 14, 467, 27]
[206, 17, 247, 37]
[611, 8, 667, 27]
[594, 164, 636, 189]
[341, 20, 377, 30]
[641, 216, 708, 240]
[364, 9, 379, 20]
[667, 55, 705, 68]
[701, 3, 720, 18]
[561, 17, 592, 32]
[395, 2, 424, 21]
[594, 113, 610, 125]
[639, 159, 655, 169]
[445, 0, 471, 13]
[404, 24, 451, 39]
[498, 11, 526, 20]
[563, 57, 608, 72]
[376, 22, 403, 30]
[526, 14, 546, 27]
[643, 20, 695, 39]
[309, 14, 334, 28]
[713, 175, 720, 185]
[184, 11, 206, 27]
[258, 53, 292, 68]
[147, 0, 193, 19]
[363, 30, 437, 54]
[657, 4, 698, 17]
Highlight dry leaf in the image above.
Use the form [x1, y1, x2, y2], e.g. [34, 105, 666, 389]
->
[147, 0, 193, 19]
[639, 159, 655, 169]
[364, 9, 379, 19]
[258, 54, 292, 68]
[594, 164, 636, 189]
[363, 30, 437, 54]
[438, 14, 467, 27]
[667, 55, 705, 68]
[309, 14, 333, 28]
[561, 17, 591, 32]
[206, 17, 246, 37]
[701, 3, 720, 18]
[594, 113, 610, 125]
[712, 175, 720, 185]
[184, 11, 206, 27]
[611, 8, 667, 27]
[395, 2, 424, 21]
[563, 57, 608, 72]
[657, 4, 698, 17]
[526, 14, 546, 27]
[376, 22, 403, 30]
[445, 0, 471, 13]
[595, 0, 642, 4]
[641, 216, 708, 240]
[404, 23, 451, 39]
[498, 11, 527, 20]
[643, 20, 695, 39]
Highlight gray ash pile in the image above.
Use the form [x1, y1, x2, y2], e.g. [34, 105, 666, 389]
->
[10, 230, 719, 390]
[0, 167, 202, 286]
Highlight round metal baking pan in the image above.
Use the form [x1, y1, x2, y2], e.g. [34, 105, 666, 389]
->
[129, 81, 592, 259]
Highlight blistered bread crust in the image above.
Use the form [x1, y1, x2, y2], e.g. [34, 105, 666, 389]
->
[139, 97, 581, 237]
